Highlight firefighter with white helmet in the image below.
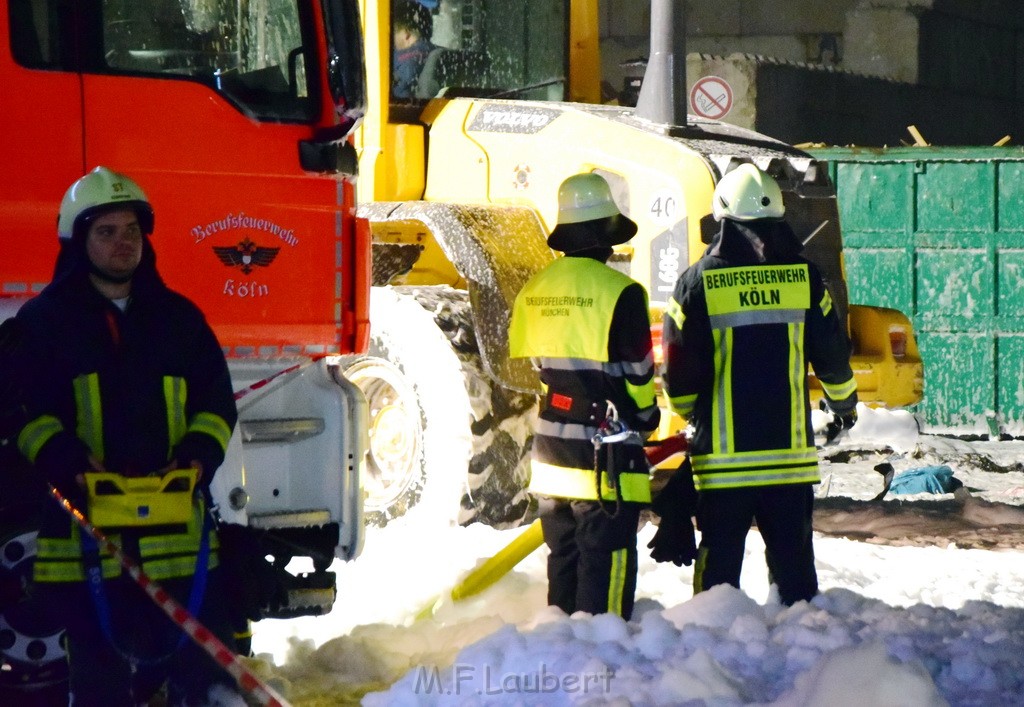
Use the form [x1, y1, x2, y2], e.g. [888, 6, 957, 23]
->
[509, 173, 660, 619]
[12, 166, 249, 703]
[57, 165, 156, 240]
[655, 162, 858, 605]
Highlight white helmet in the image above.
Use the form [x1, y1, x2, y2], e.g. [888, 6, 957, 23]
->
[555, 173, 621, 224]
[712, 163, 785, 222]
[57, 166, 155, 240]
[547, 173, 637, 252]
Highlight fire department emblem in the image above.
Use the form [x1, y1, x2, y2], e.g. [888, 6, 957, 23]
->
[212, 238, 280, 274]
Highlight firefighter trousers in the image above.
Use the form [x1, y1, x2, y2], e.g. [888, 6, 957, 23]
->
[538, 496, 641, 620]
[37, 568, 240, 706]
[694, 484, 817, 606]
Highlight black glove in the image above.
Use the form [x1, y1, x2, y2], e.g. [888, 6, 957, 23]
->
[648, 458, 699, 565]
[647, 511, 697, 567]
[217, 523, 289, 620]
[821, 400, 857, 444]
[34, 434, 90, 506]
[651, 458, 697, 516]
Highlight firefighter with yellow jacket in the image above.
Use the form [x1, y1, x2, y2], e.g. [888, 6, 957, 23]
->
[659, 164, 857, 605]
[509, 173, 660, 620]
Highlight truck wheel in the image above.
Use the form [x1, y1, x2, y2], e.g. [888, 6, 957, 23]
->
[0, 515, 68, 706]
[345, 286, 536, 528]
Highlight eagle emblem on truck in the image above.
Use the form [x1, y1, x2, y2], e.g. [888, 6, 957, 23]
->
[212, 238, 280, 274]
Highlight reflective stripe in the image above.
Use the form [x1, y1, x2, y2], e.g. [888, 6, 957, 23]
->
[666, 296, 684, 329]
[667, 392, 696, 419]
[17, 415, 64, 463]
[692, 447, 819, 471]
[709, 308, 804, 329]
[694, 465, 820, 489]
[164, 376, 188, 455]
[35, 555, 122, 582]
[819, 289, 833, 317]
[535, 419, 598, 440]
[144, 552, 219, 581]
[788, 322, 806, 450]
[711, 328, 734, 455]
[35, 502, 216, 583]
[626, 378, 657, 411]
[691, 446, 820, 489]
[35, 526, 122, 582]
[634, 404, 660, 426]
[73, 374, 104, 460]
[188, 412, 232, 453]
[821, 376, 858, 403]
[538, 356, 654, 379]
[139, 502, 216, 557]
[528, 461, 651, 502]
[693, 546, 709, 595]
[607, 548, 627, 616]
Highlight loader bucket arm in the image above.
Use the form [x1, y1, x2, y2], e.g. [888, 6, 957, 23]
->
[360, 201, 554, 394]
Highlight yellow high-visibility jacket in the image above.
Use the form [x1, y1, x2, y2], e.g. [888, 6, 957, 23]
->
[510, 255, 660, 502]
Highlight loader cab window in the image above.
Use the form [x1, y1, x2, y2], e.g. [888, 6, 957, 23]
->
[390, 0, 568, 108]
[98, 0, 316, 122]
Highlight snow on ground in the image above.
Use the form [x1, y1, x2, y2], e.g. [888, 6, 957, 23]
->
[248, 407, 1024, 706]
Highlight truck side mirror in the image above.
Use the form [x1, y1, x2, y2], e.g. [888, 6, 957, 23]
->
[299, 138, 358, 177]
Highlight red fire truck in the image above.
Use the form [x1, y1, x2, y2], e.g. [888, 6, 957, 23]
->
[0, 0, 369, 698]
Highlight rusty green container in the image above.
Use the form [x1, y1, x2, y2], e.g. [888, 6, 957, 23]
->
[810, 146, 1024, 433]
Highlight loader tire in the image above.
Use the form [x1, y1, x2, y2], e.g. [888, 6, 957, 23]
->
[345, 286, 536, 529]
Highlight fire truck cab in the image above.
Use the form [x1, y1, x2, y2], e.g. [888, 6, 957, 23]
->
[0, 0, 370, 696]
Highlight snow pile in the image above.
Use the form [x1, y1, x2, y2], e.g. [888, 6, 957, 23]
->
[365, 585, 970, 706]
[249, 409, 1024, 706]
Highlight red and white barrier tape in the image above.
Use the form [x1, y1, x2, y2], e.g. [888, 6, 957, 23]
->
[233, 354, 328, 403]
[48, 485, 291, 707]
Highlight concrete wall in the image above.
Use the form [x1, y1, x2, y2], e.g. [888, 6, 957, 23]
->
[600, 0, 858, 97]
[691, 55, 1017, 147]
[603, 0, 1024, 146]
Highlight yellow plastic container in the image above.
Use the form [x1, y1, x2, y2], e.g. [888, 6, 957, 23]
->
[85, 469, 197, 527]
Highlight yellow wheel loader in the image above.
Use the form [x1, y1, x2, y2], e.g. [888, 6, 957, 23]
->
[350, 0, 923, 528]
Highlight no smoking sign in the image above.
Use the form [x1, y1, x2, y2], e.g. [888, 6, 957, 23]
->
[689, 76, 733, 120]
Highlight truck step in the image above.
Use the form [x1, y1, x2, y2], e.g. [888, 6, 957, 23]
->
[288, 587, 336, 609]
[249, 510, 332, 529]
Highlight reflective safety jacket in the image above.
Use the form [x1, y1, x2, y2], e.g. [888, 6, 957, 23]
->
[15, 239, 236, 583]
[662, 219, 857, 491]
[509, 255, 660, 502]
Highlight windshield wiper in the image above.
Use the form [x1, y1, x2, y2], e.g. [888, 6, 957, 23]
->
[488, 77, 566, 99]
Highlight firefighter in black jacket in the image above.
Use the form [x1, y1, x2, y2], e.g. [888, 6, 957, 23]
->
[509, 173, 660, 620]
[14, 167, 243, 704]
[657, 163, 858, 605]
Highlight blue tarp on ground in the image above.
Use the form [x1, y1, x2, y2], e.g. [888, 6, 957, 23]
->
[889, 465, 960, 495]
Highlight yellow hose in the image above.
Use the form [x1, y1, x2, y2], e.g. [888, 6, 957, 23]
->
[416, 518, 544, 620]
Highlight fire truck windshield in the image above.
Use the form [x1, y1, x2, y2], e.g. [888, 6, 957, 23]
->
[101, 0, 316, 122]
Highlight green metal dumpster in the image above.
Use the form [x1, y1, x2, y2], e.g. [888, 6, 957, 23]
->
[810, 146, 1024, 434]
